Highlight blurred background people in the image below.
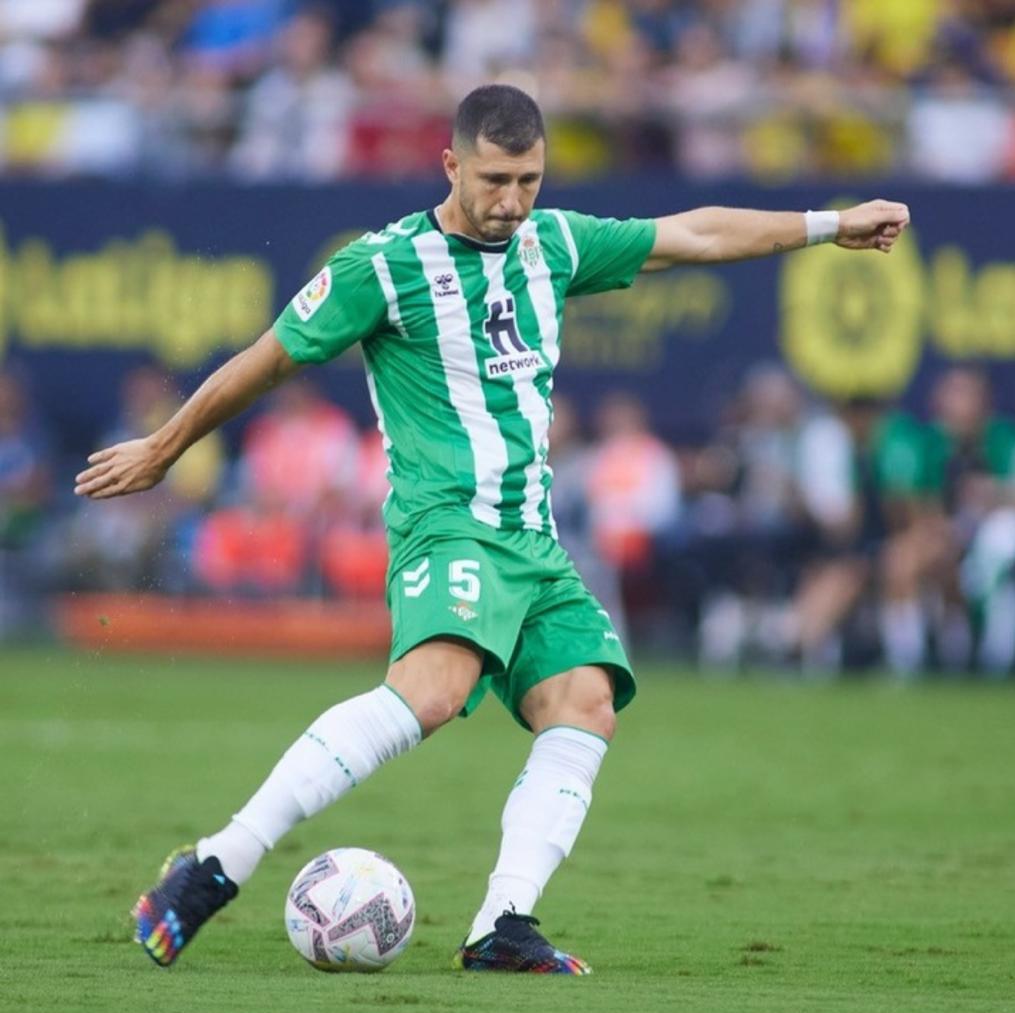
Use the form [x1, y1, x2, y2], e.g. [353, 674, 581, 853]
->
[3, 0, 1015, 182]
[0, 370, 52, 637]
[4, 0, 1015, 682]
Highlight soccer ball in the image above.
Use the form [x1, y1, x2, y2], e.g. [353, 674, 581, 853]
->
[284, 847, 415, 972]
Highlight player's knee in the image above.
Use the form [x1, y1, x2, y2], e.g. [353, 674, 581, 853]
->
[576, 689, 617, 742]
[385, 638, 481, 737]
[527, 671, 617, 741]
[409, 688, 470, 735]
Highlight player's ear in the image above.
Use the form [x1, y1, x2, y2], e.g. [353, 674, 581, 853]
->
[442, 148, 460, 186]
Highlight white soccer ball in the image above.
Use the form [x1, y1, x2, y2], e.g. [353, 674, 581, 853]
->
[284, 847, 415, 972]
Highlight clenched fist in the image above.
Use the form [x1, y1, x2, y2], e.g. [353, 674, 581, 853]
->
[836, 200, 910, 254]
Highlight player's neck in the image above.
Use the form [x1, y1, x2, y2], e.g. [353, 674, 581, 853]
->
[433, 198, 477, 241]
[437, 197, 515, 247]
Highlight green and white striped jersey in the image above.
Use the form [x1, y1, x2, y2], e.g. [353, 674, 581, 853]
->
[274, 207, 656, 537]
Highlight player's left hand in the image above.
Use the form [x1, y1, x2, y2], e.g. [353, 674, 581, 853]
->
[836, 200, 910, 254]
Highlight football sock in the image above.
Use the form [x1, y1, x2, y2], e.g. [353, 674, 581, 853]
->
[879, 599, 926, 675]
[197, 685, 422, 885]
[196, 820, 264, 885]
[467, 726, 607, 944]
[981, 580, 1015, 674]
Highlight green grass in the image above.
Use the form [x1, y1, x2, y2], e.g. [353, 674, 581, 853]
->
[2, 648, 1014, 1013]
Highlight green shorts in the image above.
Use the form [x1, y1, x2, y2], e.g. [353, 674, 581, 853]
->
[386, 511, 635, 729]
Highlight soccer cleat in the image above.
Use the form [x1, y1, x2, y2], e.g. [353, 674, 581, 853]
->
[132, 846, 238, 967]
[454, 911, 592, 974]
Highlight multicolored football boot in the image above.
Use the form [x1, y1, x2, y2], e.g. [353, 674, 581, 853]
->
[132, 846, 238, 967]
[454, 912, 592, 974]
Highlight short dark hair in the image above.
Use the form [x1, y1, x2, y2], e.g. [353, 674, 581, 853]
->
[453, 84, 545, 155]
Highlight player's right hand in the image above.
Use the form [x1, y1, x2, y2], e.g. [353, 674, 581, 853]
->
[835, 199, 910, 253]
[74, 438, 170, 499]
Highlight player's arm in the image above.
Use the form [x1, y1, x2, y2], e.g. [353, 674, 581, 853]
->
[74, 328, 300, 499]
[640, 199, 910, 271]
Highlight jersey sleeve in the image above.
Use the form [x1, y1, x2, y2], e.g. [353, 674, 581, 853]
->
[560, 211, 657, 296]
[273, 240, 387, 364]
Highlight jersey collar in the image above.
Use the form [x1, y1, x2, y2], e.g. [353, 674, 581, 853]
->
[427, 208, 514, 254]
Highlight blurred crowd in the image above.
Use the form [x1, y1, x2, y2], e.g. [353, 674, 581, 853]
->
[2, 0, 1015, 183]
[3, 360, 1015, 679]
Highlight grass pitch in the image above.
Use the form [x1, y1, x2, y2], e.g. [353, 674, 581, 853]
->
[2, 648, 1014, 1013]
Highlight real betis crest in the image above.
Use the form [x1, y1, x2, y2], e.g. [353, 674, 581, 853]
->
[519, 233, 542, 268]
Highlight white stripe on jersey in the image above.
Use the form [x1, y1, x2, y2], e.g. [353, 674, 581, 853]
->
[518, 219, 561, 369]
[371, 252, 408, 338]
[364, 368, 394, 514]
[480, 249, 548, 531]
[413, 232, 508, 528]
[516, 219, 562, 536]
[364, 369, 392, 460]
[368, 254, 401, 508]
[548, 209, 579, 282]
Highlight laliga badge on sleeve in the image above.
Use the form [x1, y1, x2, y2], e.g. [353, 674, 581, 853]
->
[293, 266, 332, 322]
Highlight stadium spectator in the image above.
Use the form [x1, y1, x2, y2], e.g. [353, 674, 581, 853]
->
[238, 378, 360, 519]
[924, 367, 1015, 536]
[660, 21, 757, 179]
[547, 392, 627, 641]
[440, 0, 537, 85]
[230, 5, 357, 180]
[585, 391, 681, 573]
[0, 369, 51, 550]
[907, 62, 1012, 182]
[191, 496, 309, 594]
[920, 367, 1015, 670]
[178, 0, 289, 79]
[319, 427, 390, 599]
[0, 369, 52, 636]
[786, 397, 925, 672]
[0, 0, 86, 40]
[962, 504, 1015, 675]
[341, 2, 448, 177]
[191, 378, 364, 596]
[691, 366, 813, 666]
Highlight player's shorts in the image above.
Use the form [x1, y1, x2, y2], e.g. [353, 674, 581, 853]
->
[386, 511, 635, 729]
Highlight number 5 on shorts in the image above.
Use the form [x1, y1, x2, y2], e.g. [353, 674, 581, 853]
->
[449, 560, 481, 603]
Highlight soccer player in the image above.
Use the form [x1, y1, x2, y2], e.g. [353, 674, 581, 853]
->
[75, 84, 909, 974]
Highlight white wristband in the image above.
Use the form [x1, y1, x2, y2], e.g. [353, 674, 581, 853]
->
[805, 209, 840, 246]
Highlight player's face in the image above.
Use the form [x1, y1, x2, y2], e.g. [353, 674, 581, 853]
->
[445, 137, 545, 243]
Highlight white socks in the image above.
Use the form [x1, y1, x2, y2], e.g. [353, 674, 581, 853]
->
[197, 689, 608, 938]
[197, 685, 422, 884]
[880, 599, 926, 675]
[467, 726, 608, 944]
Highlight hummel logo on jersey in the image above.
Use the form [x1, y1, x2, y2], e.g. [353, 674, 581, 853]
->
[432, 272, 459, 297]
[402, 558, 430, 597]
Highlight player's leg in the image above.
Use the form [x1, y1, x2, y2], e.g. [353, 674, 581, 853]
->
[134, 638, 481, 967]
[202, 638, 480, 876]
[472, 664, 615, 931]
[458, 539, 634, 974]
[458, 665, 614, 974]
